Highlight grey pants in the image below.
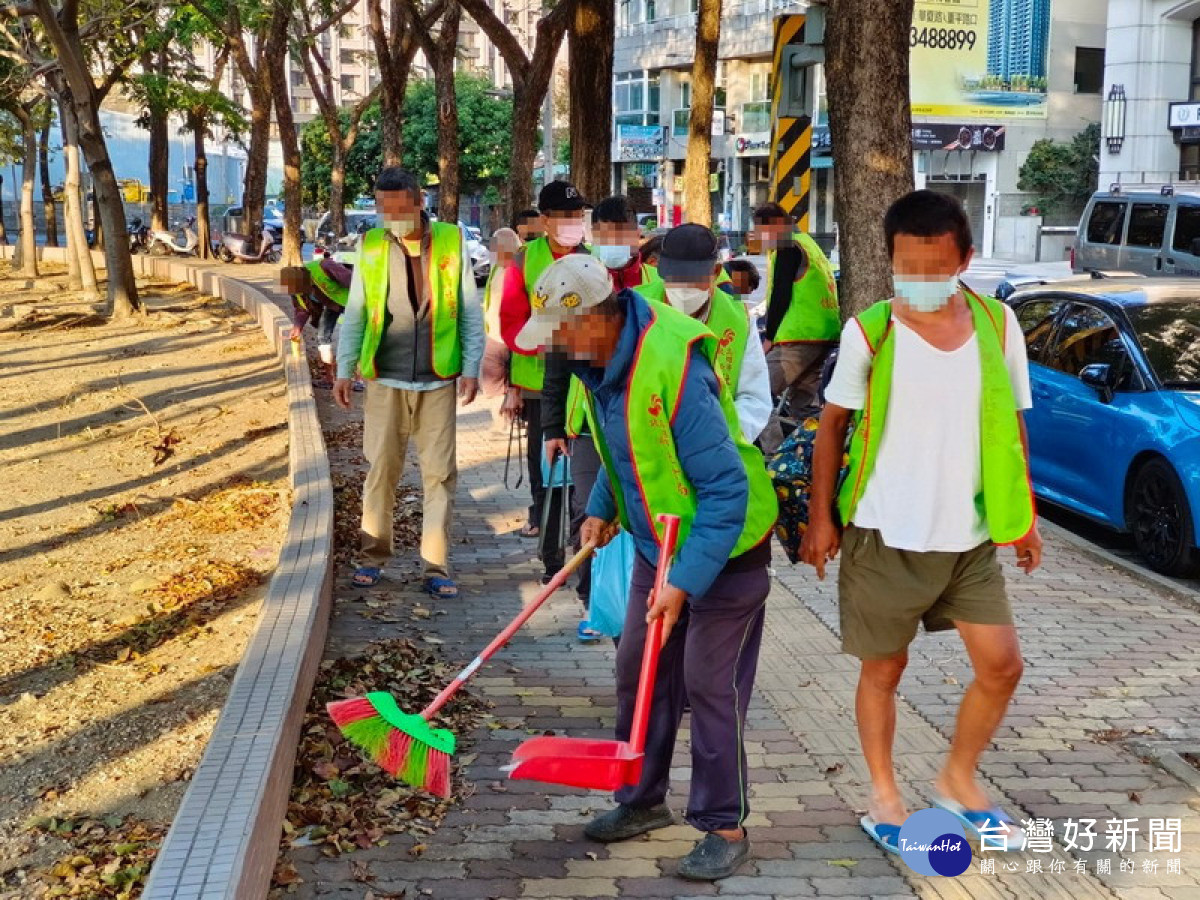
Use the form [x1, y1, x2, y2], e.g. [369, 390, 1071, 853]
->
[614, 552, 770, 832]
[767, 341, 836, 420]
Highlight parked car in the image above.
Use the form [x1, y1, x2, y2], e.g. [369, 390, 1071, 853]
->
[222, 206, 286, 245]
[1007, 277, 1200, 575]
[1073, 187, 1200, 276]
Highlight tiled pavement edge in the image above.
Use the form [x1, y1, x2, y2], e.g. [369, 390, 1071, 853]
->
[3, 250, 338, 900]
[294, 396, 1200, 900]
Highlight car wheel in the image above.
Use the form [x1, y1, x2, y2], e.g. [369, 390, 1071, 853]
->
[218, 247, 234, 263]
[1127, 458, 1199, 577]
[149, 243, 170, 257]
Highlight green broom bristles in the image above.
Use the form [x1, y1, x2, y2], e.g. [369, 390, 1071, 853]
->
[327, 692, 456, 798]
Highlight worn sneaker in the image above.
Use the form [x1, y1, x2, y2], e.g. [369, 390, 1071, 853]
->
[583, 804, 674, 843]
[677, 831, 751, 881]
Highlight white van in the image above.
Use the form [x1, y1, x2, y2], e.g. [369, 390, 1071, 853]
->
[1073, 187, 1200, 276]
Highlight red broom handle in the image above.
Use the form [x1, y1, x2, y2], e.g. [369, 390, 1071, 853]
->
[419, 536, 601, 721]
[627, 514, 681, 755]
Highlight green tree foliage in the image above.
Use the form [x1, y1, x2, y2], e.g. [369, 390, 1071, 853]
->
[300, 72, 512, 209]
[1017, 122, 1100, 216]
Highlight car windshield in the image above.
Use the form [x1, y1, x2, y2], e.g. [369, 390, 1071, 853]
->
[1127, 301, 1200, 389]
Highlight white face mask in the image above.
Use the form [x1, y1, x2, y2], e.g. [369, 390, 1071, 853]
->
[389, 216, 420, 237]
[893, 273, 960, 313]
[665, 285, 711, 316]
[593, 243, 633, 269]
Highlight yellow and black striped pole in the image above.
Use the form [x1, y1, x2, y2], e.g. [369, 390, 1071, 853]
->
[769, 13, 812, 230]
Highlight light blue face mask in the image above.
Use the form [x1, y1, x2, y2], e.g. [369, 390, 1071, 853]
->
[593, 243, 633, 269]
[893, 274, 960, 312]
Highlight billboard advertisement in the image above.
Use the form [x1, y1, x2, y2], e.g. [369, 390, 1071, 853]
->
[616, 124, 665, 162]
[910, 0, 1050, 120]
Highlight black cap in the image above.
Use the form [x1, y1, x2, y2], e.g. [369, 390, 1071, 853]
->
[658, 223, 719, 281]
[538, 180, 589, 213]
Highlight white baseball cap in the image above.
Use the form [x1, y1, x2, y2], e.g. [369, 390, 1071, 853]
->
[514, 254, 615, 353]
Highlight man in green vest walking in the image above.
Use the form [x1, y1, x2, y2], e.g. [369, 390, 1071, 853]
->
[516, 254, 778, 881]
[801, 190, 1041, 855]
[752, 203, 840, 421]
[334, 167, 484, 598]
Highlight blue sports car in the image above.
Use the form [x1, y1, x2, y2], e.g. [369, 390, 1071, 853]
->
[1008, 277, 1200, 576]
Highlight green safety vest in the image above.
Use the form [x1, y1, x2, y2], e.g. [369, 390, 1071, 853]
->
[589, 304, 778, 557]
[305, 259, 349, 307]
[769, 232, 840, 343]
[837, 290, 1036, 545]
[510, 237, 590, 391]
[357, 223, 463, 381]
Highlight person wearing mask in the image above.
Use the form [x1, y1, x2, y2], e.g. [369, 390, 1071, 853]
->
[499, 181, 591, 566]
[752, 203, 840, 420]
[802, 190, 1038, 855]
[513, 208, 545, 244]
[334, 166, 484, 599]
[481, 227, 521, 401]
[542, 195, 662, 641]
[653, 225, 772, 444]
[515, 254, 777, 881]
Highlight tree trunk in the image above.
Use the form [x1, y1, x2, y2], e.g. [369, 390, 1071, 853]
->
[432, 3, 461, 224]
[826, 0, 915, 316]
[14, 108, 38, 277]
[74, 103, 139, 316]
[241, 85, 272, 249]
[192, 114, 213, 259]
[329, 140, 348, 236]
[268, 14, 303, 267]
[91, 188, 104, 251]
[683, 0, 721, 227]
[369, 0, 420, 167]
[146, 106, 170, 231]
[39, 118, 58, 247]
[59, 98, 88, 292]
[567, 0, 613, 202]
[0, 174, 8, 245]
[509, 86, 541, 217]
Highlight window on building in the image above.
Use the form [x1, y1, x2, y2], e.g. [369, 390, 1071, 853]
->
[750, 70, 769, 102]
[680, 80, 691, 109]
[340, 48, 357, 65]
[1073, 47, 1104, 94]
[615, 70, 657, 127]
[291, 69, 305, 89]
[1126, 203, 1169, 249]
[341, 74, 357, 94]
[338, 24, 353, 39]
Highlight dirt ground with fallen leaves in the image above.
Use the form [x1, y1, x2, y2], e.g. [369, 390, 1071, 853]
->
[0, 261, 289, 897]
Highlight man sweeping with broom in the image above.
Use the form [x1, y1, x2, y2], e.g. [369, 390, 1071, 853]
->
[513, 254, 778, 881]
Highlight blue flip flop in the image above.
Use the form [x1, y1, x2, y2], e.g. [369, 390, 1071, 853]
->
[352, 565, 382, 586]
[932, 794, 1025, 851]
[424, 575, 459, 599]
[860, 815, 902, 855]
[576, 620, 603, 644]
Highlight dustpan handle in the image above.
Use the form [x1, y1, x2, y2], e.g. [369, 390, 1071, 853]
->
[628, 514, 681, 755]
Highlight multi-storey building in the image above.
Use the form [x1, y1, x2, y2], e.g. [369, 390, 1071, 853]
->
[1100, 0, 1200, 186]
[612, 0, 1107, 260]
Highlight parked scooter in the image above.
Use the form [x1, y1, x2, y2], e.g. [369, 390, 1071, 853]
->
[217, 227, 281, 264]
[128, 217, 150, 254]
[148, 218, 199, 257]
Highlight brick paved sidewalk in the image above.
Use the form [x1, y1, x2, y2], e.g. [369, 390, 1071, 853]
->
[291, 395, 1200, 900]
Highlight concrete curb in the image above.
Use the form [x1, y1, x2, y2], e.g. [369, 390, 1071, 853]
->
[1038, 518, 1200, 611]
[4, 247, 334, 899]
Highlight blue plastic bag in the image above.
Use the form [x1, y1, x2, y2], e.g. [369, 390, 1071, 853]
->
[588, 529, 634, 637]
[540, 444, 572, 487]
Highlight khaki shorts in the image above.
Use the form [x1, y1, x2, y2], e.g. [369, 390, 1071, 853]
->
[838, 526, 1012, 660]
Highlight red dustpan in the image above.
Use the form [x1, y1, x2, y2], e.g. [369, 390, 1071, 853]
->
[507, 514, 681, 791]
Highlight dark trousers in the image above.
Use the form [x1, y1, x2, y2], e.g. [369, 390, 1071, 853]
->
[525, 397, 567, 572]
[613, 552, 769, 832]
[568, 433, 603, 608]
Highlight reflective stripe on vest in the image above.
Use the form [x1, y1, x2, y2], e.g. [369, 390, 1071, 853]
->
[357, 223, 463, 381]
[770, 232, 840, 343]
[589, 304, 778, 556]
[305, 259, 349, 307]
[837, 291, 1036, 545]
[706, 290, 749, 391]
[565, 375, 590, 439]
